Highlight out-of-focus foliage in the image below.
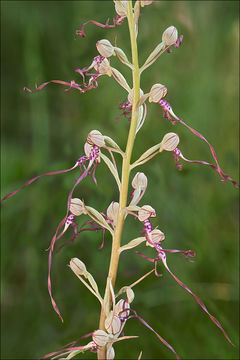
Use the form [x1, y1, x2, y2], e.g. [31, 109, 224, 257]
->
[1, 1, 239, 359]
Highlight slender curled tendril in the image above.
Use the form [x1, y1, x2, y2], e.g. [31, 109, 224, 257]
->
[159, 99, 239, 188]
[74, 15, 125, 39]
[118, 307, 181, 360]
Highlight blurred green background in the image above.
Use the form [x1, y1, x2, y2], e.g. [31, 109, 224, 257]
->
[1, 1, 239, 359]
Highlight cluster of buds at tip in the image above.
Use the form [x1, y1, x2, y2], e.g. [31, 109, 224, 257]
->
[149, 83, 168, 103]
[160, 132, 180, 152]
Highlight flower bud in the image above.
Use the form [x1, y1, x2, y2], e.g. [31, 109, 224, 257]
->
[107, 345, 115, 360]
[70, 198, 86, 216]
[162, 26, 178, 46]
[138, 205, 156, 222]
[132, 172, 148, 190]
[69, 257, 87, 276]
[114, 0, 127, 17]
[87, 130, 105, 147]
[96, 39, 115, 58]
[107, 202, 119, 227]
[160, 132, 179, 152]
[92, 330, 109, 347]
[149, 83, 167, 103]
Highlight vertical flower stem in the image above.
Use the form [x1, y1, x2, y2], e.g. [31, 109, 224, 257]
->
[97, 2, 140, 358]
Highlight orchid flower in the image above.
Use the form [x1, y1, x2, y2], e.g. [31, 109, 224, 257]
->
[173, 147, 239, 188]
[24, 56, 112, 95]
[134, 210, 235, 347]
[158, 99, 239, 188]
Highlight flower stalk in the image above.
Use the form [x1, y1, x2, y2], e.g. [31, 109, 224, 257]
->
[97, 1, 140, 358]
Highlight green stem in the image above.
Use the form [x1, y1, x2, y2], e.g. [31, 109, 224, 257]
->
[97, 2, 140, 358]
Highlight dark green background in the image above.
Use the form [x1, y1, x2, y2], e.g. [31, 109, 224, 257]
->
[1, 1, 239, 359]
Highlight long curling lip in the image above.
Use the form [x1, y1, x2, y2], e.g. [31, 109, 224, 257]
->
[159, 99, 239, 188]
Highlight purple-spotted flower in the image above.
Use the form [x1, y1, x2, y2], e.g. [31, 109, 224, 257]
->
[1, 130, 103, 203]
[106, 279, 181, 360]
[24, 55, 112, 95]
[2, 129, 106, 322]
[46, 131, 106, 321]
[157, 99, 239, 188]
[2, 129, 108, 321]
[114, 292, 181, 360]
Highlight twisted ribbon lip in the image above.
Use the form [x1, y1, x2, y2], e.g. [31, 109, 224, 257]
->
[136, 249, 235, 347]
[74, 15, 125, 39]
